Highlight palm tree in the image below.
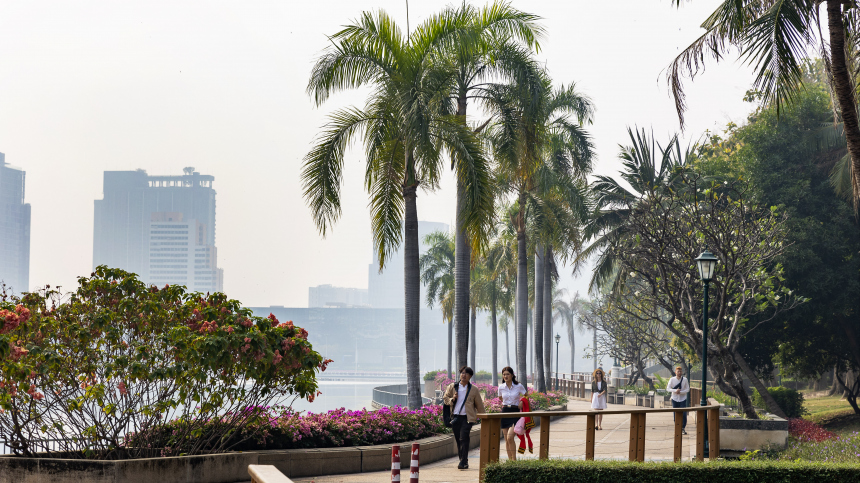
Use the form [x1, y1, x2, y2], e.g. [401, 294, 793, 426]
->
[430, 2, 545, 371]
[577, 128, 690, 292]
[553, 289, 586, 374]
[303, 11, 490, 408]
[489, 75, 595, 389]
[420, 231, 455, 380]
[666, 0, 860, 205]
[474, 231, 516, 386]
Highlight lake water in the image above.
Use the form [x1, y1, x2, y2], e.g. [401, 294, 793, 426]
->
[282, 380, 404, 414]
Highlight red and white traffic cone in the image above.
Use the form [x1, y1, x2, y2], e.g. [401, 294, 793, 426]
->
[391, 445, 401, 483]
[409, 443, 419, 483]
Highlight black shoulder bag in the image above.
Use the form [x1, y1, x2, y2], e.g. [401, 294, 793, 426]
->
[444, 383, 471, 427]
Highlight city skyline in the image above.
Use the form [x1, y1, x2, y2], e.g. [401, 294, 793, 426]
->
[0, 1, 755, 306]
[0, 152, 31, 296]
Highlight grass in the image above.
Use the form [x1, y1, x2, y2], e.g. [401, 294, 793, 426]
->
[770, 431, 860, 464]
[802, 394, 859, 437]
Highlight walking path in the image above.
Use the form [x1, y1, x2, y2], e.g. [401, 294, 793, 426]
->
[290, 399, 698, 483]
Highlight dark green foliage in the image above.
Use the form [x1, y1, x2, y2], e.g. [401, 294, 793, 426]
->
[482, 459, 860, 483]
[752, 387, 806, 418]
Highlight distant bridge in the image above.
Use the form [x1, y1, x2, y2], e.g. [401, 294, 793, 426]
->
[317, 370, 406, 381]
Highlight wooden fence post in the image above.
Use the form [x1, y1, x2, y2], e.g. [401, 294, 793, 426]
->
[539, 416, 550, 460]
[673, 408, 683, 462]
[708, 407, 720, 460]
[695, 409, 705, 461]
[585, 414, 595, 461]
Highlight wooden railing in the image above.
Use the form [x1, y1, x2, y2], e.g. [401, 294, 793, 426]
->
[477, 400, 721, 479]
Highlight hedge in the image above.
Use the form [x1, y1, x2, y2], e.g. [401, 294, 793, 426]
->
[481, 459, 860, 483]
[752, 386, 806, 418]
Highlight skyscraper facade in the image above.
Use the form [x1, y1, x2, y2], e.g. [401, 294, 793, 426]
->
[93, 168, 223, 292]
[367, 221, 448, 308]
[0, 153, 31, 295]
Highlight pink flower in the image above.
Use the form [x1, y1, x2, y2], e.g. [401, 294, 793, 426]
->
[118, 381, 128, 396]
[273, 350, 283, 365]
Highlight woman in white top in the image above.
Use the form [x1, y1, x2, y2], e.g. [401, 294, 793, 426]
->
[591, 368, 608, 430]
[497, 366, 526, 460]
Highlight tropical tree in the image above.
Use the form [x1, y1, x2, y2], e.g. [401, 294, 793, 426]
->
[553, 288, 586, 374]
[489, 75, 595, 389]
[577, 127, 691, 292]
[303, 11, 490, 408]
[431, 2, 545, 371]
[420, 231, 456, 380]
[666, 0, 860, 205]
[474, 230, 516, 386]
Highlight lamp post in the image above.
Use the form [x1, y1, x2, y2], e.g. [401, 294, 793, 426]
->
[554, 334, 561, 390]
[695, 249, 718, 457]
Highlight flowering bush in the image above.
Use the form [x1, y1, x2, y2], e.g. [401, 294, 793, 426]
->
[139, 404, 449, 451]
[787, 418, 838, 442]
[0, 267, 326, 459]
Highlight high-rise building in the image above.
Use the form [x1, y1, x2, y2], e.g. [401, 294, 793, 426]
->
[93, 168, 223, 292]
[367, 221, 448, 308]
[0, 153, 31, 295]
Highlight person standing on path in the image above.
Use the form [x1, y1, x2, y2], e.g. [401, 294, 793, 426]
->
[591, 368, 607, 430]
[497, 366, 526, 460]
[668, 366, 690, 435]
[443, 366, 486, 470]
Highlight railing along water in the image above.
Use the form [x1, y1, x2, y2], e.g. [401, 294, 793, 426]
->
[477, 398, 722, 479]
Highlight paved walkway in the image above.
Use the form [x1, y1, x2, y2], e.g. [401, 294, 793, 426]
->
[290, 399, 699, 483]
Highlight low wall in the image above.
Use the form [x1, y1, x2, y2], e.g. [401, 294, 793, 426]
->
[719, 416, 789, 451]
[0, 404, 569, 483]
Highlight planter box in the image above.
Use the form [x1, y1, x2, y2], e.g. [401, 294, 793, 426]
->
[719, 416, 789, 452]
[0, 404, 569, 482]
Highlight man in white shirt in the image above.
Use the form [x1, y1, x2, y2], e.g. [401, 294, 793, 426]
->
[667, 366, 690, 435]
[443, 366, 486, 470]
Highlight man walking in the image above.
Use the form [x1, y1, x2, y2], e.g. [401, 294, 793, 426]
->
[443, 366, 486, 470]
[667, 366, 690, 435]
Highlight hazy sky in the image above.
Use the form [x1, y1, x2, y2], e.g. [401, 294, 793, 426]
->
[0, 0, 755, 307]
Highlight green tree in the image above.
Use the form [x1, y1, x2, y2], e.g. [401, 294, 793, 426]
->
[420, 230, 456, 380]
[303, 11, 490, 408]
[553, 288, 586, 374]
[490, 75, 595, 389]
[433, 1, 545, 373]
[666, 0, 860, 205]
[697, 81, 860, 414]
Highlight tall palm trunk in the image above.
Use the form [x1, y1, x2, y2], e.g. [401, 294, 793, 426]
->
[533, 245, 546, 392]
[447, 319, 453, 379]
[593, 327, 597, 371]
[470, 304, 477, 370]
[543, 246, 552, 384]
[505, 324, 511, 368]
[827, 0, 860, 203]
[403, 162, 421, 409]
[568, 326, 575, 374]
[491, 282, 498, 386]
[454, 94, 470, 371]
[516, 225, 529, 387]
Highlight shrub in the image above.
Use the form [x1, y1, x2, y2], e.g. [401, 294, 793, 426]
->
[787, 418, 837, 442]
[0, 267, 325, 459]
[424, 369, 447, 381]
[483, 459, 860, 483]
[753, 386, 806, 418]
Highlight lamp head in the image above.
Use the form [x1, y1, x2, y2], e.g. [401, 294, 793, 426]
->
[695, 249, 719, 282]
[555, 333, 561, 343]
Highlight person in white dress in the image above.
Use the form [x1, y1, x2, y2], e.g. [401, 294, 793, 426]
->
[591, 368, 608, 430]
[497, 366, 526, 460]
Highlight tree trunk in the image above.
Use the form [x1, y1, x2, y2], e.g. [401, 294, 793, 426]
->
[454, 92, 470, 372]
[827, 0, 860, 205]
[505, 324, 511, 368]
[403, 179, 422, 409]
[593, 327, 598, 371]
[733, 351, 788, 419]
[470, 304, 477, 370]
[829, 365, 845, 396]
[534, 245, 546, 392]
[543, 246, 552, 386]
[568, 327, 576, 374]
[834, 369, 860, 414]
[491, 282, 498, 387]
[447, 318, 453, 379]
[516, 224, 529, 388]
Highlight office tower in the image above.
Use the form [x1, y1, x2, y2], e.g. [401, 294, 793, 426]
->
[367, 221, 448, 308]
[93, 168, 223, 292]
[0, 153, 31, 295]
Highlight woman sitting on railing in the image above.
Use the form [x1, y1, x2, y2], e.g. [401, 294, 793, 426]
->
[591, 368, 608, 430]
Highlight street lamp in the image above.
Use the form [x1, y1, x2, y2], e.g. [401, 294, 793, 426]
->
[694, 249, 718, 457]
